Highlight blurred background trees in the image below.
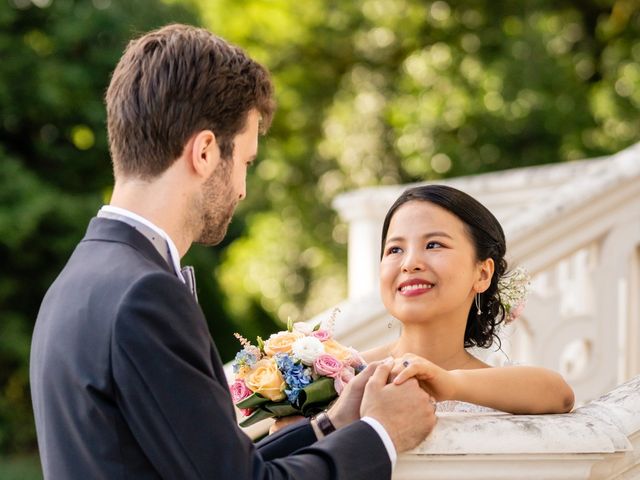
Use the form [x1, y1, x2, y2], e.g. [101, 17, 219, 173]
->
[0, 0, 638, 472]
[0, 0, 203, 460]
[202, 0, 640, 328]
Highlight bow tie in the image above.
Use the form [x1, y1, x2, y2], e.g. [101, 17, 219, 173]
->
[181, 265, 198, 302]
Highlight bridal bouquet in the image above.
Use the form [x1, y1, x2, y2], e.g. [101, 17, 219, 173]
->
[230, 311, 366, 427]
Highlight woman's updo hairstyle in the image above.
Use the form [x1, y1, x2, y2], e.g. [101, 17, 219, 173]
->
[380, 184, 508, 348]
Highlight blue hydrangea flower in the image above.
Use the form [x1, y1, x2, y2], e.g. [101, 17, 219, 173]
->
[275, 354, 312, 404]
[275, 353, 295, 372]
[232, 349, 257, 374]
[284, 364, 312, 390]
[285, 388, 301, 403]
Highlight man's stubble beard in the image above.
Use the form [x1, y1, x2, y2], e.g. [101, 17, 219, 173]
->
[191, 158, 238, 246]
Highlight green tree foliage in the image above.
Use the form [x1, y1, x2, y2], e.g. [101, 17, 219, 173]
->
[2, 0, 640, 459]
[0, 0, 209, 455]
[197, 0, 640, 328]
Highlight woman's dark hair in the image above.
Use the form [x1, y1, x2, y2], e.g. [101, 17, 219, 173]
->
[380, 184, 507, 348]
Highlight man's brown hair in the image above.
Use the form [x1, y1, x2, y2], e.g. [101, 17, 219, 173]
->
[106, 24, 275, 179]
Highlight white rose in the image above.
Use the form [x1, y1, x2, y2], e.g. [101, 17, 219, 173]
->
[291, 336, 325, 365]
[292, 322, 313, 336]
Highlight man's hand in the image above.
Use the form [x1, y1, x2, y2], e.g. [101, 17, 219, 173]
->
[360, 358, 437, 453]
[326, 360, 385, 429]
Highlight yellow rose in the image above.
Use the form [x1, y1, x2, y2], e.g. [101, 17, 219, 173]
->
[263, 331, 303, 356]
[234, 365, 251, 380]
[244, 359, 286, 401]
[322, 339, 353, 362]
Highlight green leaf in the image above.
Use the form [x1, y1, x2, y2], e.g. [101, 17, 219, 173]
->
[265, 402, 300, 417]
[236, 392, 271, 409]
[296, 377, 337, 415]
[239, 408, 275, 427]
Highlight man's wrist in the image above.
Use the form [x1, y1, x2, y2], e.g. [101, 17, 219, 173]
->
[311, 411, 336, 439]
[325, 405, 352, 430]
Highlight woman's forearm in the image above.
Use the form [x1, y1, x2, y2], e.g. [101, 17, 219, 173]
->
[449, 366, 574, 414]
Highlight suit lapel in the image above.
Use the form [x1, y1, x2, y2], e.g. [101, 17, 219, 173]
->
[86, 217, 235, 405]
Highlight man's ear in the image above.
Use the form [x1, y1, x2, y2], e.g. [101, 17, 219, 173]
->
[190, 130, 221, 179]
[475, 258, 495, 294]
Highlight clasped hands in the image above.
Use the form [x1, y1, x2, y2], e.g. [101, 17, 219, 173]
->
[272, 354, 441, 453]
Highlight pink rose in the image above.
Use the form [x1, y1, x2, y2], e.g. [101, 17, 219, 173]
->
[333, 366, 355, 395]
[313, 354, 343, 378]
[240, 408, 253, 417]
[311, 329, 331, 342]
[230, 379, 254, 417]
[341, 366, 355, 382]
[230, 379, 252, 403]
[333, 367, 356, 395]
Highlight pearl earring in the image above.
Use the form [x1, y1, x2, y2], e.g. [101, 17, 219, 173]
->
[475, 293, 482, 316]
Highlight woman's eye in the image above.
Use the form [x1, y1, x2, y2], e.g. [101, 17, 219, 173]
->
[426, 241, 442, 249]
[386, 246, 402, 255]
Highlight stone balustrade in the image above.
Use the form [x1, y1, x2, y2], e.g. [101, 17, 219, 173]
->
[394, 375, 640, 480]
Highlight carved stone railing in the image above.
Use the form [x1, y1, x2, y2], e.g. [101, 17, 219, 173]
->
[394, 375, 640, 480]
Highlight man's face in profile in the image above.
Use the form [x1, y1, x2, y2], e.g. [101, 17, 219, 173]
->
[196, 109, 259, 246]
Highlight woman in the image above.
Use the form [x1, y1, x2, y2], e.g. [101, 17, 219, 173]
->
[363, 184, 574, 414]
[272, 184, 573, 432]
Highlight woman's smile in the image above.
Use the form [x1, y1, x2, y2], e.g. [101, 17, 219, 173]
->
[397, 278, 435, 296]
[380, 200, 482, 323]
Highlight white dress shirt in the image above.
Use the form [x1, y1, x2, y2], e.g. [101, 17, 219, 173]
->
[98, 205, 187, 284]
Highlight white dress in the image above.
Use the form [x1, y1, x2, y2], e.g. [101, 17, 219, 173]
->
[436, 400, 498, 413]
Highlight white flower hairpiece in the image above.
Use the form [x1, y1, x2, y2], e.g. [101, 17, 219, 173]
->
[497, 266, 530, 323]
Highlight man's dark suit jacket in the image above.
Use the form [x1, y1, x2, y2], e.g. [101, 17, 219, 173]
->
[30, 218, 391, 479]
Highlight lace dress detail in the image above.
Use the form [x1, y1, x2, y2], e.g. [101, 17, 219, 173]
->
[436, 400, 499, 413]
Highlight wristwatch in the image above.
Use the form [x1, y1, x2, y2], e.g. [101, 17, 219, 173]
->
[313, 411, 336, 438]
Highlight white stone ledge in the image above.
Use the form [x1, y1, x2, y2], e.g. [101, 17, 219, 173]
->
[394, 455, 613, 480]
[394, 375, 640, 480]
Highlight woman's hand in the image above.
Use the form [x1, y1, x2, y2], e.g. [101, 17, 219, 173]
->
[269, 415, 305, 435]
[393, 355, 574, 413]
[391, 353, 459, 402]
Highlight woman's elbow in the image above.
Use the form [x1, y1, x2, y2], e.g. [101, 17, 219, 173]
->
[546, 372, 575, 413]
[560, 386, 575, 413]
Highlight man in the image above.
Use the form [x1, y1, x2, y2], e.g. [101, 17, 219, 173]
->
[30, 24, 436, 479]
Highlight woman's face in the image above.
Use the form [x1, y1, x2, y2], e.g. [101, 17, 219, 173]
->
[379, 200, 492, 325]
